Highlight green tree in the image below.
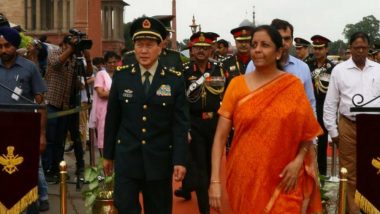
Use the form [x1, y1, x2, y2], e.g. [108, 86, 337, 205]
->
[343, 15, 380, 44]
[328, 40, 347, 56]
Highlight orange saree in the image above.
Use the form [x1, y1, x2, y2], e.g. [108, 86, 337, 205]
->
[218, 73, 323, 214]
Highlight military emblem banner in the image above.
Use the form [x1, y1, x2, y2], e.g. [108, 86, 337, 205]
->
[355, 114, 380, 213]
[0, 112, 40, 214]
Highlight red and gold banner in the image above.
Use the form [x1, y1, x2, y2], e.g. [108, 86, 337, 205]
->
[355, 114, 380, 214]
[0, 112, 40, 214]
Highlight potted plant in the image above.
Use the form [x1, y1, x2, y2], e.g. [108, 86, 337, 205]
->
[82, 158, 117, 214]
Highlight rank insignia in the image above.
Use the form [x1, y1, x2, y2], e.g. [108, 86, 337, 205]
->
[123, 89, 134, 98]
[156, 84, 171, 96]
[229, 65, 236, 71]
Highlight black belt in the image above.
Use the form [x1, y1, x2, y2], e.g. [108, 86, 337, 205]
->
[191, 111, 217, 120]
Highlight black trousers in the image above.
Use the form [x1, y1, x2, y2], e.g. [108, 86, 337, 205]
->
[114, 176, 172, 214]
[189, 117, 217, 214]
[317, 103, 328, 175]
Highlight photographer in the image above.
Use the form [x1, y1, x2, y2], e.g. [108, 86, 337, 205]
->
[42, 32, 93, 183]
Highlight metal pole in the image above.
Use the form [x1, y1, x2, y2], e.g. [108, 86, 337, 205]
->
[60, 161, 68, 214]
[338, 167, 348, 214]
[328, 143, 339, 182]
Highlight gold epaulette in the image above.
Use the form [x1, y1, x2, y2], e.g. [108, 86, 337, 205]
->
[116, 64, 133, 71]
[167, 67, 182, 77]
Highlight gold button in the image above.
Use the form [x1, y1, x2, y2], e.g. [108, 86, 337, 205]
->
[142, 116, 147, 121]
[143, 105, 148, 109]
[169, 145, 172, 149]
[117, 139, 121, 144]
[125, 99, 129, 103]
[142, 128, 146, 133]
[162, 102, 166, 106]
[142, 140, 146, 145]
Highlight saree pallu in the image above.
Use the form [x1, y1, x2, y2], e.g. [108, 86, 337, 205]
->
[219, 73, 323, 213]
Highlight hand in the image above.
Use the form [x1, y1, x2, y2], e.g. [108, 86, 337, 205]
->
[209, 182, 222, 212]
[173, 165, 186, 181]
[187, 132, 192, 143]
[331, 137, 339, 146]
[103, 159, 114, 176]
[39, 134, 47, 153]
[279, 158, 303, 193]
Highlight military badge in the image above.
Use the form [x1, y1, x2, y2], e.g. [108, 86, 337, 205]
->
[156, 84, 171, 96]
[199, 33, 205, 42]
[229, 65, 236, 71]
[143, 19, 151, 29]
[123, 89, 134, 98]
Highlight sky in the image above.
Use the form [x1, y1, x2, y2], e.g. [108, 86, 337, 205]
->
[123, 0, 380, 46]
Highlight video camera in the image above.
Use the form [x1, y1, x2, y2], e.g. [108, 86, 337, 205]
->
[67, 28, 93, 51]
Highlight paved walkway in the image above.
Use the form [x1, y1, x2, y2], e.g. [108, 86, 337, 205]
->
[45, 144, 340, 214]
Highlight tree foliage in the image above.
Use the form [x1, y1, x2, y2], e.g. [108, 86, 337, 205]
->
[328, 40, 347, 55]
[343, 15, 380, 44]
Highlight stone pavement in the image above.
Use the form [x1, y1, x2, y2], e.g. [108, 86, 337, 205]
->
[44, 145, 341, 214]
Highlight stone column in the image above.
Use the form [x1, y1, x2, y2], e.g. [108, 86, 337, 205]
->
[62, 0, 68, 31]
[102, 6, 107, 39]
[69, 0, 74, 28]
[53, 0, 59, 31]
[27, 0, 32, 30]
[36, 0, 41, 31]
[107, 6, 112, 40]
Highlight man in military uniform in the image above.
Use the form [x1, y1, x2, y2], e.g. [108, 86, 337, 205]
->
[103, 17, 189, 214]
[123, 15, 184, 72]
[372, 43, 380, 63]
[308, 35, 335, 176]
[215, 39, 229, 60]
[222, 25, 254, 84]
[181, 32, 225, 214]
[294, 37, 313, 64]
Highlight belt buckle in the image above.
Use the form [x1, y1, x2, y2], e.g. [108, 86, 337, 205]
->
[202, 112, 213, 120]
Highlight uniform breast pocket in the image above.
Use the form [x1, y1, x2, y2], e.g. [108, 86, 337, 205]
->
[152, 96, 175, 108]
[371, 78, 380, 97]
[118, 92, 138, 105]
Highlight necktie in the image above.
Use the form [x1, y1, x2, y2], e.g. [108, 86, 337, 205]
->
[143, 71, 151, 95]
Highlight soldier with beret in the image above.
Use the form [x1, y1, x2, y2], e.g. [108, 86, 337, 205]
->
[177, 32, 226, 214]
[103, 16, 189, 214]
[222, 25, 254, 84]
[308, 34, 335, 176]
[123, 15, 184, 72]
[294, 37, 313, 64]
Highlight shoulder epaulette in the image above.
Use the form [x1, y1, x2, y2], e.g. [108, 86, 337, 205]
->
[116, 64, 134, 72]
[166, 67, 182, 77]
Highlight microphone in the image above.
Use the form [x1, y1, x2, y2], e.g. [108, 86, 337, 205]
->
[186, 73, 210, 96]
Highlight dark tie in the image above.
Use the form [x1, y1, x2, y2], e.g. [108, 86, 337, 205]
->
[143, 71, 151, 95]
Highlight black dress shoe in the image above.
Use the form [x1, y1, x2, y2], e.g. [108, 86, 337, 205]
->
[39, 200, 50, 212]
[174, 188, 191, 200]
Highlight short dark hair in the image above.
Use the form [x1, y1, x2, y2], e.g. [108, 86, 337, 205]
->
[349, 31, 370, 45]
[217, 39, 229, 48]
[270, 18, 294, 38]
[92, 57, 104, 66]
[251, 25, 284, 70]
[103, 51, 119, 62]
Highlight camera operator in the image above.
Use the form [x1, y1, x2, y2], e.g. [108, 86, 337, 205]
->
[42, 33, 93, 183]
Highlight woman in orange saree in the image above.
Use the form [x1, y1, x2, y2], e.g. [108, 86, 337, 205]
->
[209, 25, 323, 214]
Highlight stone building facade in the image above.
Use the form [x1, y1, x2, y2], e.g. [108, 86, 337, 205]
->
[0, 0, 128, 57]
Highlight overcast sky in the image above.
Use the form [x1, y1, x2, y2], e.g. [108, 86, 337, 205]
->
[123, 0, 380, 45]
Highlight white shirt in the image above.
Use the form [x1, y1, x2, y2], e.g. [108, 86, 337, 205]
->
[323, 58, 380, 138]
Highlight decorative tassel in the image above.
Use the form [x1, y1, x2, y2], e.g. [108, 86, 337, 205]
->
[355, 191, 380, 214]
[0, 186, 38, 214]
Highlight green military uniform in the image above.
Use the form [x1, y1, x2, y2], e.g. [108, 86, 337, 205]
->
[308, 35, 335, 175]
[104, 17, 189, 214]
[184, 32, 226, 214]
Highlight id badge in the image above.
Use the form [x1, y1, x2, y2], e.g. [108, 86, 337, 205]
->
[11, 86, 23, 101]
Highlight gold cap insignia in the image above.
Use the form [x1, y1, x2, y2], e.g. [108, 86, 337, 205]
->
[0, 146, 24, 175]
[142, 19, 151, 29]
[242, 29, 247, 35]
[199, 34, 205, 42]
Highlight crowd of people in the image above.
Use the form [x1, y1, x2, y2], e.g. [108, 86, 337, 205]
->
[1, 11, 380, 214]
